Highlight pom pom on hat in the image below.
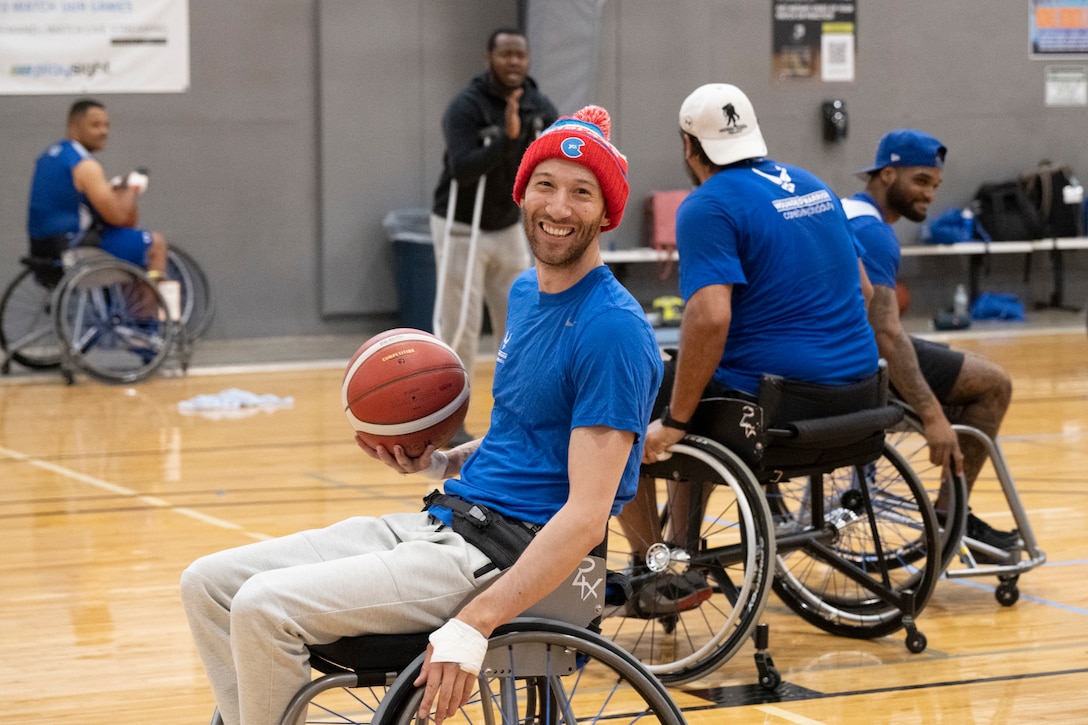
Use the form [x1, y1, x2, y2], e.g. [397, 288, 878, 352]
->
[513, 105, 629, 232]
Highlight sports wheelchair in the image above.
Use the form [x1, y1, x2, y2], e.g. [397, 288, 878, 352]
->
[602, 362, 942, 687]
[885, 399, 1046, 606]
[1, 237, 212, 384]
[206, 547, 686, 725]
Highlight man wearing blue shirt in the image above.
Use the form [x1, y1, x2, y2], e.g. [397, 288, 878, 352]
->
[181, 105, 662, 725]
[28, 99, 167, 276]
[617, 83, 880, 614]
[843, 129, 1016, 558]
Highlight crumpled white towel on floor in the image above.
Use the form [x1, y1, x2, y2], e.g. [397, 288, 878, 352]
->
[178, 388, 294, 418]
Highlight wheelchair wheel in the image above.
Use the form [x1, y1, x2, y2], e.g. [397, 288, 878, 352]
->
[885, 407, 969, 572]
[52, 257, 176, 384]
[0, 268, 62, 371]
[371, 619, 686, 725]
[767, 442, 942, 640]
[166, 245, 214, 340]
[601, 437, 775, 684]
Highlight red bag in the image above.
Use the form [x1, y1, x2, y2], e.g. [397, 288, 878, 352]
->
[646, 190, 688, 279]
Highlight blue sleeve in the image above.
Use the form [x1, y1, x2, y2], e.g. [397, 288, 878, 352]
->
[852, 217, 902, 289]
[676, 194, 747, 301]
[569, 308, 662, 436]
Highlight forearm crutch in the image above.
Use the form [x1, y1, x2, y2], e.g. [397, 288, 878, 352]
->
[433, 136, 490, 352]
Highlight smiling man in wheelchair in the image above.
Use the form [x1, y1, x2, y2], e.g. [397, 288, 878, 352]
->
[180, 105, 662, 725]
[27, 98, 169, 283]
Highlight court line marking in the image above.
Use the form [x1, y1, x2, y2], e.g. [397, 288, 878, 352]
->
[0, 443, 270, 541]
[753, 705, 827, 724]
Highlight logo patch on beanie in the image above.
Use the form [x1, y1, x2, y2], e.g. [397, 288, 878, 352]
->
[561, 137, 585, 158]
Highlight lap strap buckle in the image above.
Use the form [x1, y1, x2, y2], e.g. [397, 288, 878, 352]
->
[421, 489, 537, 570]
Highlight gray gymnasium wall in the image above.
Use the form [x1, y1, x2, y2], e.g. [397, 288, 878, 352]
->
[1, 1, 1084, 341]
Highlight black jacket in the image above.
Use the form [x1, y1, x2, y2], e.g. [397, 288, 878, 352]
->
[432, 72, 558, 231]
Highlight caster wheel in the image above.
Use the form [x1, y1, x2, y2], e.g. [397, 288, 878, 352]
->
[995, 582, 1020, 606]
[906, 630, 927, 653]
[759, 668, 781, 690]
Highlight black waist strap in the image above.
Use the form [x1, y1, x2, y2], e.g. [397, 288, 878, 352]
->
[422, 490, 540, 572]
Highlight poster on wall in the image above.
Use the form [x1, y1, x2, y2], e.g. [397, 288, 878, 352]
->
[1031, 0, 1088, 57]
[0, 0, 189, 95]
[772, 1, 856, 82]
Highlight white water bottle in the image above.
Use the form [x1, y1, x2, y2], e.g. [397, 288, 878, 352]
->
[953, 283, 969, 318]
[959, 207, 974, 241]
[158, 279, 182, 322]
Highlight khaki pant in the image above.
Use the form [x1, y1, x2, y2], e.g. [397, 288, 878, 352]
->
[429, 215, 531, 393]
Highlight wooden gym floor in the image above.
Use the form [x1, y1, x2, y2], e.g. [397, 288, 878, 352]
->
[1, 323, 1086, 724]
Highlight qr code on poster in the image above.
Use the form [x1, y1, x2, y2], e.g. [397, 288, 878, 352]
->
[821, 34, 854, 82]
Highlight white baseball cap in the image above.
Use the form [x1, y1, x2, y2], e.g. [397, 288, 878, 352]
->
[679, 83, 768, 167]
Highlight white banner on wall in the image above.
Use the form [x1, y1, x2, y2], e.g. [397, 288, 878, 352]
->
[0, 0, 189, 95]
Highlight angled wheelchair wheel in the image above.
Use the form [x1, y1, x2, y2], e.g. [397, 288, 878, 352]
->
[52, 257, 176, 384]
[602, 437, 775, 684]
[166, 245, 214, 340]
[1, 268, 63, 371]
[372, 619, 686, 725]
[766, 442, 942, 640]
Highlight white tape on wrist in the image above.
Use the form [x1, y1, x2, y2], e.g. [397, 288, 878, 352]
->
[429, 618, 487, 675]
[126, 171, 149, 194]
[421, 449, 449, 480]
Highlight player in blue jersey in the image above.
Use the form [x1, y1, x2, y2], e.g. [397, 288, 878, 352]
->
[615, 83, 880, 615]
[180, 105, 662, 725]
[844, 129, 1016, 558]
[27, 99, 167, 277]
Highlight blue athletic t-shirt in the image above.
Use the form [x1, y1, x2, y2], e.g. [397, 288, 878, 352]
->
[443, 265, 663, 525]
[677, 158, 878, 395]
[28, 140, 93, 241]
[842, 192, 901, 289]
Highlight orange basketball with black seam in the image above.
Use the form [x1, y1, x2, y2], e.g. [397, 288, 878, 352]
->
[343, 328, 470, 457]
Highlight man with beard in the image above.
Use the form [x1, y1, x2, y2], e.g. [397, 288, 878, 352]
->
[614, 83, 879, 615]
[843, 129, 1017, 558]
[430, 29, 559, 445]
[181, 105, 661, 725]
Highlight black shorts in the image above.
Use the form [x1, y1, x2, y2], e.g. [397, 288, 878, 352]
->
[900, 337, 965, 402]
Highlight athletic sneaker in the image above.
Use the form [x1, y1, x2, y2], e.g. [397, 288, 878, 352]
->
[966, 513, 1018, 562]
[623, 570, 713, 618]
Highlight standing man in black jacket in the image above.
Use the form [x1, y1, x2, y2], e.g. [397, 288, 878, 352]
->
[431, 28, 558, 443]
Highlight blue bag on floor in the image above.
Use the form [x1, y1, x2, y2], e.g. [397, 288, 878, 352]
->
[969, 292, 1025, 321]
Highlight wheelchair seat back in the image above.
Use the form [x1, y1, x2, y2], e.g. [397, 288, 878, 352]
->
[757, 360, 901, 477]
[24, 235, 70, 288]
[688, 396, 765, 470]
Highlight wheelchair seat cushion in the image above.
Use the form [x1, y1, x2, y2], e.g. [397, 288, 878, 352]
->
[308, 631, 431, 682]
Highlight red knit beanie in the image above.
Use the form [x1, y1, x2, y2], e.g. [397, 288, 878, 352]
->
[512, 105, 629, 232]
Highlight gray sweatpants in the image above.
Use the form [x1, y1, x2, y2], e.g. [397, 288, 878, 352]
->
[179, 511, 498, 725]
[429, 215, 531, 388]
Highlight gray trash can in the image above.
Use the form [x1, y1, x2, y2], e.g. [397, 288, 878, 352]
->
[383, 209, 436, 332]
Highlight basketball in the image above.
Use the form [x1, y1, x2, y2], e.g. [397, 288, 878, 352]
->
[342, 328, 470, 456]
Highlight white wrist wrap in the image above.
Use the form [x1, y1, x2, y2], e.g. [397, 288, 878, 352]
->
[421, 450, 449, 480]
[126, 171, 149, 194]
[429, 618, 487, 675]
